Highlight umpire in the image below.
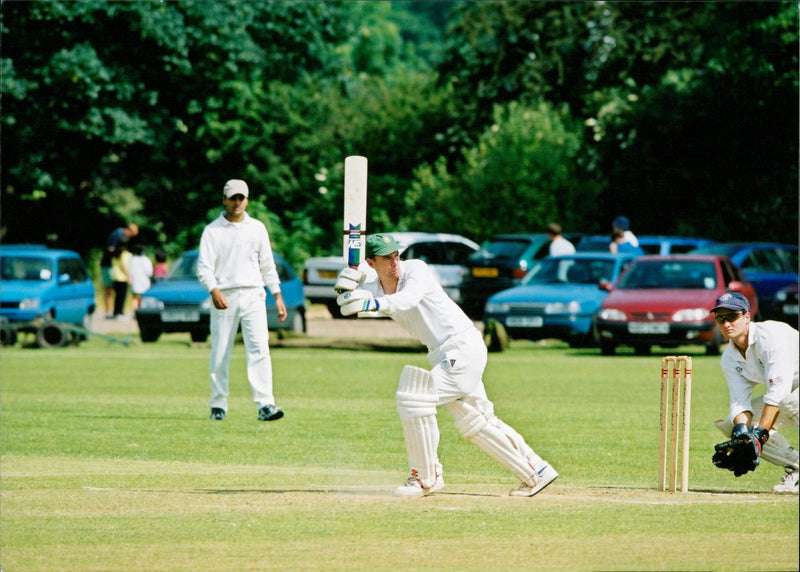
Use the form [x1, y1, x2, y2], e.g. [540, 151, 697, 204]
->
[710, 292, 798, 493]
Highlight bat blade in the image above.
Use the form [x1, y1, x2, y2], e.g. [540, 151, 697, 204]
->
[343, 155, 368, 269]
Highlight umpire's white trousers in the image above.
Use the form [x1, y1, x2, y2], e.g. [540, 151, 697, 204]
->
[209, 287, 275, 411]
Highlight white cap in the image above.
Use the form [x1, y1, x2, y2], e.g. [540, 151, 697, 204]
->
[223, 179, 249, 198]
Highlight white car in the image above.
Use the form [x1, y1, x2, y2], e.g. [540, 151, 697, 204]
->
[303, 231, 479, 318]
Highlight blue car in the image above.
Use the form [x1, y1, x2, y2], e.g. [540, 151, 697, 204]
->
[689, 242, 798, 318]
[483, 252, 638, 348]
[134, 250, 306, 343]
[0, 244, 96, 329]
[577, 235, 717, 255]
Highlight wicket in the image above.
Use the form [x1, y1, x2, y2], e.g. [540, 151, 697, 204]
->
[659, 355, 692, 492]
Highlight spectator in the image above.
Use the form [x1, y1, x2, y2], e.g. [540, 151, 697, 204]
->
[101, 223, 138, 318]
[609, 229, 644, 255]
[545, 222, 576, 257]
[153, 250, 169, 280]
[129, 244, 154, 310]
[611, 216, 639, 248]
[109, 242, 132, 318]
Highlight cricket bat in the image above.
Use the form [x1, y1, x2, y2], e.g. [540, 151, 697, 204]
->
[343, 155, 368, 269]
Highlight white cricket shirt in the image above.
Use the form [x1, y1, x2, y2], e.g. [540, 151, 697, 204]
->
[721, 320, 799, 419]
[197, 212, 281, 294]
[364, 259, 475, 350]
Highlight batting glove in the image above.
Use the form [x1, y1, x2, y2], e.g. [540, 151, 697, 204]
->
[336, 289, 380, 316]
[334, 267, 366, 294]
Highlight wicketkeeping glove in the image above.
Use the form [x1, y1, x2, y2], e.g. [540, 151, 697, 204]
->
[336, 289, 380, 317]
[711, 423, 769, 477]
[334, 267, 366, 294]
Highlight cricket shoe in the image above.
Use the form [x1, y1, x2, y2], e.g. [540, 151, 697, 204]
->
[394, 470, 444, 497]
[258, 404, 284, 421]
[772, 469, 799, 494]
[209, 408, 225, 420]
[509, 463, 558, 497]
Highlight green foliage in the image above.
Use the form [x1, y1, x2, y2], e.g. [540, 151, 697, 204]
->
[0, 1, 796, 267]
[403, 100, 595, 240]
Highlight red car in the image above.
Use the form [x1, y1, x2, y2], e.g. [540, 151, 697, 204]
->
[593, 255, 759, 356]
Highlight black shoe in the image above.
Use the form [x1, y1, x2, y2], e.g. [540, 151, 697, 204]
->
[209, 407, 225, 420]
[258, 404, 284, 421]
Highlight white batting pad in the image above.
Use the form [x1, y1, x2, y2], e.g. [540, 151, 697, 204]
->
[778, 388, 799, 430]
[761, 431, 800, 471]
[443, 397, 542, 487]
[396, 366, 440, 487]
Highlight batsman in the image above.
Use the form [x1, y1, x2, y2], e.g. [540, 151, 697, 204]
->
[710, 293, 799, 493]
[335, 234, 558, 497]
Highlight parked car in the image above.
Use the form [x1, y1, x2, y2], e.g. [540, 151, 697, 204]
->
[460, 232, 584, 318]
[594, 255, 758, 356]
[0, 244, 96, 329]
[135, 250, 305, 343]
[689, 242, 798, 318]
[302, 232, 479, 318]
[483, 252, 638, 348]
[769, 282, 798, 327]
[577, 235, 716, 255]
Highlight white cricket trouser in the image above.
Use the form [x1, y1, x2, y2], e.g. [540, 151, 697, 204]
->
[209, 287, 275, 411]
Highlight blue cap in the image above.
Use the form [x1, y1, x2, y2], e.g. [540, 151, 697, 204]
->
[711, 292, 750, 313]
[612, 216, 630, 231]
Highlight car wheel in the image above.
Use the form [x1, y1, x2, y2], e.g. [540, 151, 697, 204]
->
[633, 344, 651, 356]
[484, 319, 509, 352]
[600, 341, 616, 356]
[290, 310, 306, 334]
[1, 323, 18, 347]
[190, 329, 209, 343]
[327, 301, 345, 319]
[140, 328, 162, 343]
[705, 329, 723, 356]
[36, 321, 70, 348]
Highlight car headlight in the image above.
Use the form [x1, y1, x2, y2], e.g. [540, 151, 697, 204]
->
[139, 296, 164, 310]
[775, 290, 787, 302]
[19, 297, 41, 310]
[200, 297, 212, 310]
[598, 308, 626, 321]
[672, 308, 710, 322]
[484, 302, 508, 313]
[544, 301, 581, 314]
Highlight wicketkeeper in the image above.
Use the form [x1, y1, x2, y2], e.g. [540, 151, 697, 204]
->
[334, 234, 558, 497]
[709, 293, 799, 493]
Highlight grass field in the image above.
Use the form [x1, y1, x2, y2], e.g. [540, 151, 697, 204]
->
[1, 331, 797, 571]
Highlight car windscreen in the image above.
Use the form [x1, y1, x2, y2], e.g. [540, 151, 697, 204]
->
[1, 256, 54, 281]
[619, 260, 716, 290]
[523, 258, 614, 285]
[473, 239, 530, 260]
[167, 253, 198, 280]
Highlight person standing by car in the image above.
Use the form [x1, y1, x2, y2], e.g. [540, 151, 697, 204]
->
[334, 234, 558, 497]
[196, 179, 287, 422]
[611, 216, 639, 249]
[545, 222, 576, 257]
[109, 242, 132, 318]
[609, 229, 644, 255]
[128, 244, 153, 310]
[710, 292, 798, 493]
[101, 222, 138, 318]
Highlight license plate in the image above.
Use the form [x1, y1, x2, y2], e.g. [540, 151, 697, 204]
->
[318, 270, 338, 279]
[783, 304, 799, 316]
[162, 309, 200, 322]
[472, 267, 499, 278]
[506, 316, 543, 328]
[628, 322, 669, 334]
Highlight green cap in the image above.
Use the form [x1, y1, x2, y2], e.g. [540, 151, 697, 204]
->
[366, 234, 401, 258]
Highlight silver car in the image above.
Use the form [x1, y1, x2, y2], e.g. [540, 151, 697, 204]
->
[303, 231, 479, 318]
